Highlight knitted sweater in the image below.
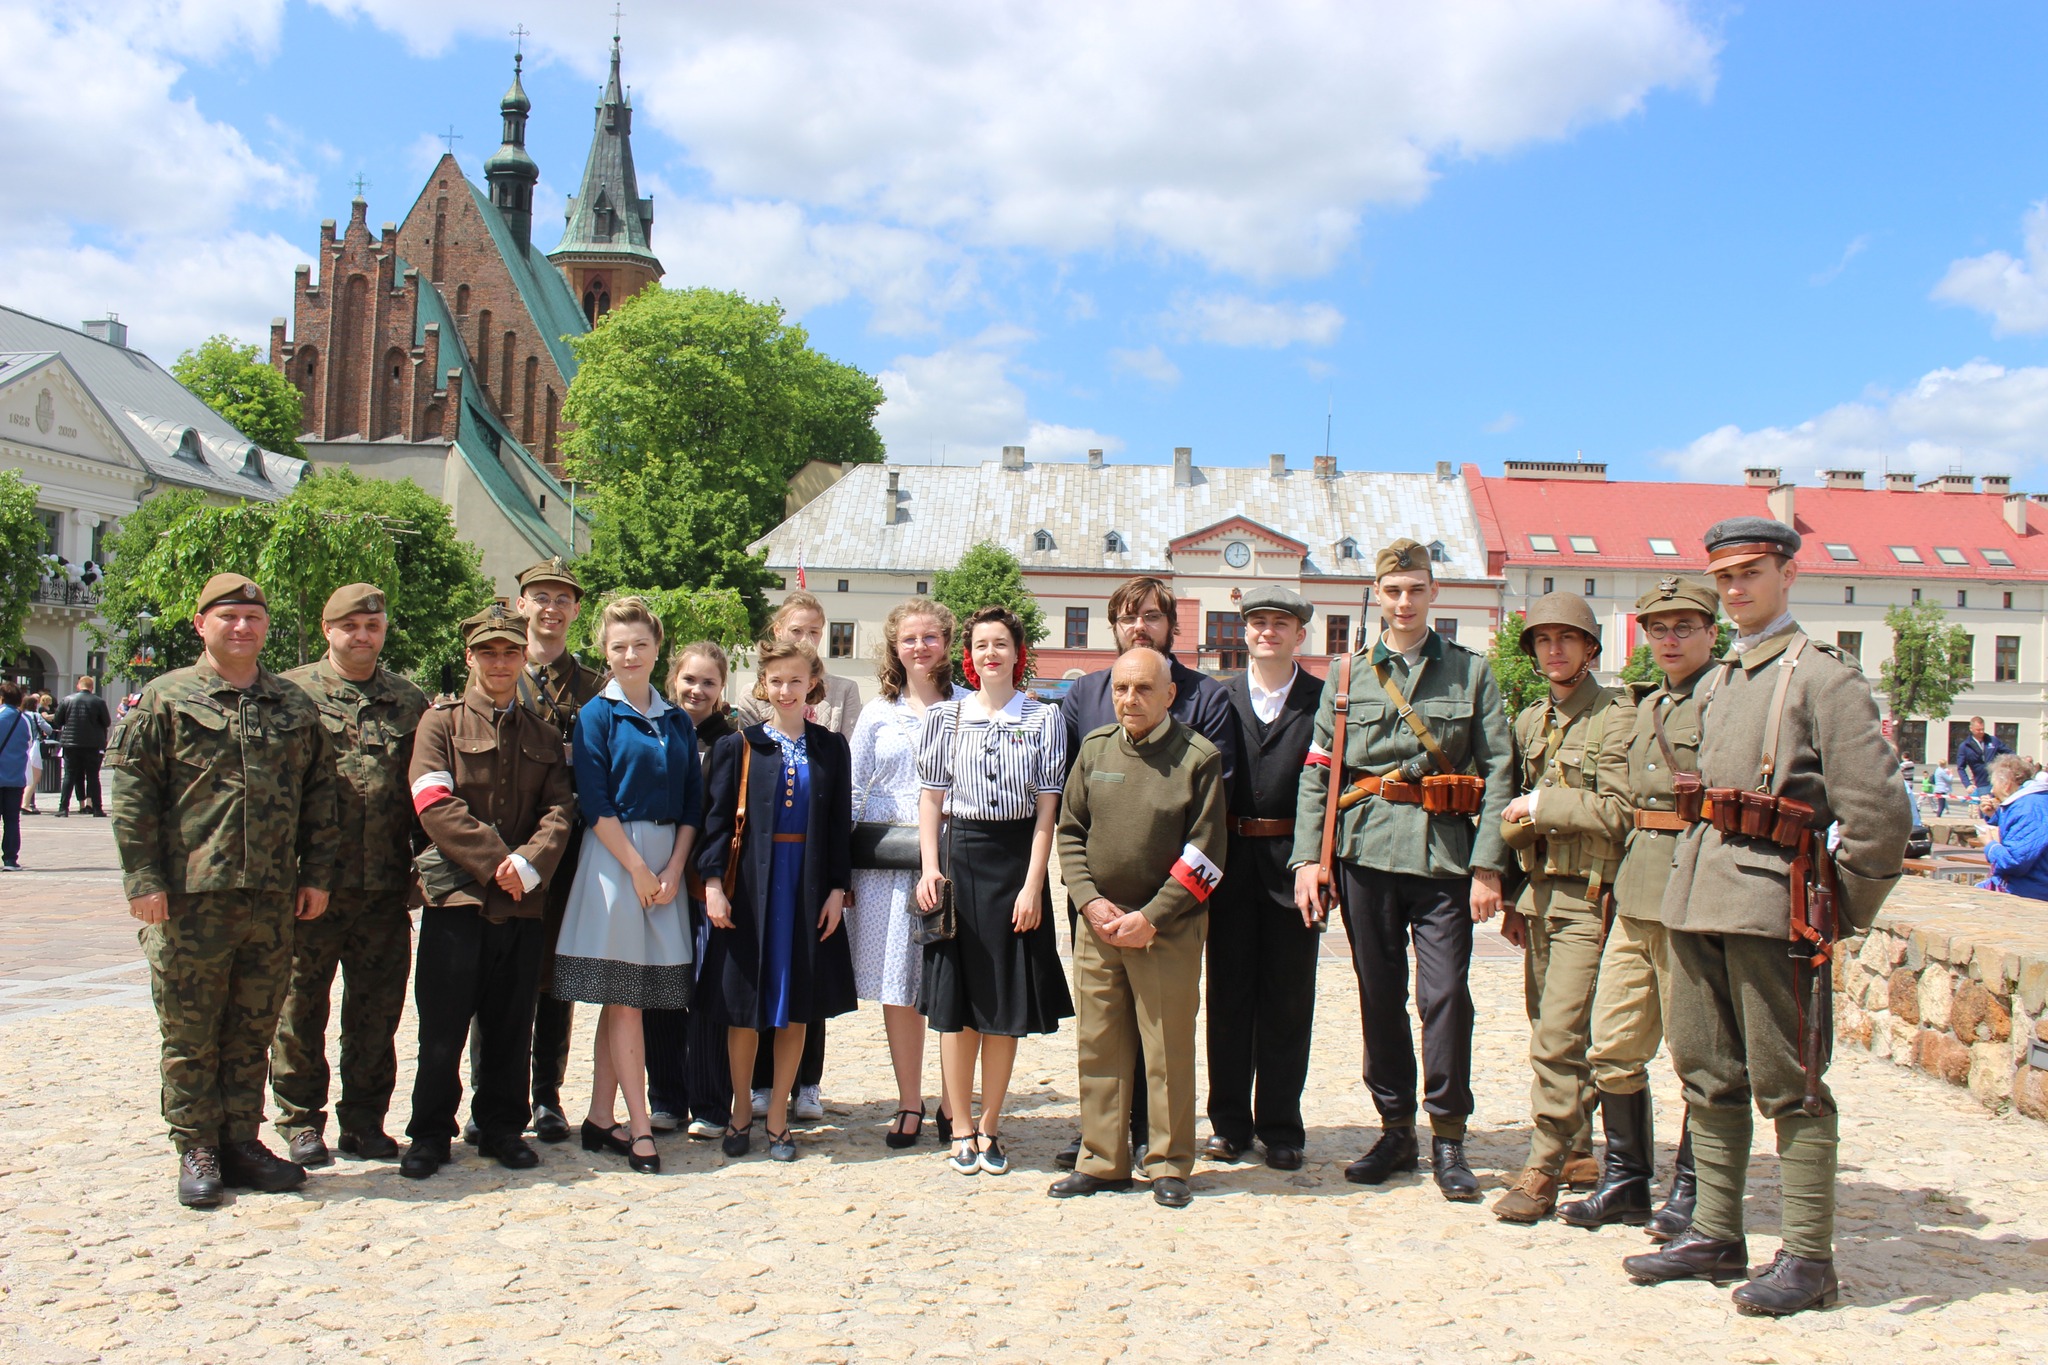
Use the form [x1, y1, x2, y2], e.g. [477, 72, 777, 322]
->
[1057, 717, 1227, 929]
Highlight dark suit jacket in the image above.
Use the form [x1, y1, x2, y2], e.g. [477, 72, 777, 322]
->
[1061, 652, 1241, 789]
[1221, 668, 1324, 911]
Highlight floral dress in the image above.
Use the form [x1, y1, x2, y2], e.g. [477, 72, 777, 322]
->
[846, 697, 926, 1007]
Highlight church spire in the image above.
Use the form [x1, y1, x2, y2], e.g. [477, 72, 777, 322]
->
[484, 40, 540, 252]
[548, 31, 663, 324]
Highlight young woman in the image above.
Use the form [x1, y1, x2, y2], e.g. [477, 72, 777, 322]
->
[916, 606, 1073, 1176]
[699, 640, 857, 1162]
[551, 598, 703, 1176]
[848, 599, 956, 1148]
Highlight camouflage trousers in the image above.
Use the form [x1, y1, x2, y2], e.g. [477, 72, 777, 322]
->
[141, 890, 297, 1151]
[269, 889, 414, 1139]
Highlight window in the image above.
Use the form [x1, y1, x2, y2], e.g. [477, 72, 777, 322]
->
[1205, 612, 1246, 671]
[1032, 529, 1054, 551]
[33, 508, 59, 555]
[1935, 547, 1968, 566]
[1825, 543, 1857, 562]
[1997, 722, 2021, 752]
[1325, 614, 1351, 655]
[1947, 720, 1973, 765]
[916, 581, 928, 595]
[1569, 535, 1597, 553]
[1104, 531, 1127, 553]
[1541, 577, 1554, 594]
[828, 623, 854, 657]
[1434, 617, 1458, 643]
[1428, 539, 1449, 563]
[1896, 720, 1927, 766]
[1528, 534, 1559, 553]
[1982, 548, 2015, 568]
[1997, 636, 2020, 683]
[2004, 591, 2014, 609]
[1958, 590, 1968, 609]
[836, 578, 849, 593]
[1912, 588, 1922, 604]
[1065, 607, 1088, 650]
[1961, 633, 1974, 671]
[1836, 631, 1861, 664]
[1583, 579, 1596, 596]
[1337, 537, 1361, 560]
[1648, 538, 1678, 557]
[1844, 586, 1855, 604]
[1891, 546, 1923, 564]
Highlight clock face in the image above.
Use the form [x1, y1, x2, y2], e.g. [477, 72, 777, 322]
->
[1223, 540, 1251, 568]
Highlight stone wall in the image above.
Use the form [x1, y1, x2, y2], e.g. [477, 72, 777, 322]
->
[1834, 875, 2048, 1121]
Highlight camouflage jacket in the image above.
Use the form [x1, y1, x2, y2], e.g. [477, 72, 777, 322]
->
[284, 658, 429, 892]
[109, 657, 338, 900]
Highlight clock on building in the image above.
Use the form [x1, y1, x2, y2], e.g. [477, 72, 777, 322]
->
[1223, 540, 1251, 568]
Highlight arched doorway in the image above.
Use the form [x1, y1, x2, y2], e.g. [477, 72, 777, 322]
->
[3, 646, 52, 695]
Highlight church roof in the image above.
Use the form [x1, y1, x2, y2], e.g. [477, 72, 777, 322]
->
[550, 38, 659, 269]
[463, 177, 585, 383]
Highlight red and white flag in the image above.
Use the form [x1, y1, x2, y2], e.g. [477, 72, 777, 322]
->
[795, 541, 807, 591]
[1169, 841, 1223, 903]
[411, 769, 455, 814]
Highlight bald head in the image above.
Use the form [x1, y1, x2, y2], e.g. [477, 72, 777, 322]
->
[1110, 647, 1176, 741]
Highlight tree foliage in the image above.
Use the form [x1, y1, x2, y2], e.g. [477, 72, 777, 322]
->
[1487, 612, 1546, 714]
[929, 542, 1048, 682]
[0, 470, 49, 659]
[171, 334, 307, 459]
[567, 585, 754, 681]
[562, 287, 885, 623]
[1881, 600, 1974, 722]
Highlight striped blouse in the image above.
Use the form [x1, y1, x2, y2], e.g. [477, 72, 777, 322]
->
[916, 693, 1067, 822]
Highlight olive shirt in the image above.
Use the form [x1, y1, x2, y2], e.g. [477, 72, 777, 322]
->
[1058, 718, 1228, 930]
[1289, 631, 1515, 878]
[1611, 665, 1707, 924]
[1662, 623, 1909, 938]
[518, 648, 607, 756]
[283, 659, 429, 892]
[1499, 675, 1635, 915]
[108, 657, 338, 900]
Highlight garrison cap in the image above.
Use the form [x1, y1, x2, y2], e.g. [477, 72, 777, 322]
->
[1375, 538, 1432, 578]
[1704, 516, 1801, 570]
[196, 573, 267, 614]
[1518, 591, 1602, 656]
[461, 601, 529, 649]
[1634, 574, 1719, 621]
[1238, 584, 1313, 624]
[321, 582, 388, 623]
[516, 556, 582, 597]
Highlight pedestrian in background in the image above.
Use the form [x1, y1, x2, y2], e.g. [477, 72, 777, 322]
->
[1931, 762, 1952, 818]
[1954, 717, 2012, 799]
[0, 682, 31, 870]
[19, 693, 49, 815]
[53, 674, 111, 817]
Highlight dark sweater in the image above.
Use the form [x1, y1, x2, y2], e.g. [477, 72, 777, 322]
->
[1057, 717, 1228, 929]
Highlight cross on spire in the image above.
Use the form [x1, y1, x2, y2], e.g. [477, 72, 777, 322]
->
[511, 22, 528, 57]
[611, 4, 623, 40]
[439, 125, 462, 153]
[350, 173, 370, 198]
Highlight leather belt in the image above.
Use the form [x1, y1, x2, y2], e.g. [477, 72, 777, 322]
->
[1337, 774, 1425, 810]
[1232, 817, 1295, 838]
[772, 833, 806, 844]
[1633, 810, 1690, 832]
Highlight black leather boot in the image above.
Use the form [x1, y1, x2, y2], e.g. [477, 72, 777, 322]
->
[219, 1138, 307, 1193]
[177, 1146, 224, 1208]
[1343, 1126, 1418, 1185]
[1645, 1121, 1696, 1242]
[1730, 1251, 1839, 1316]
[1622, 1229, 1749, 1285]
[1558, 1089, 1654, 1227]
[1430, 1136, 1480, 1201]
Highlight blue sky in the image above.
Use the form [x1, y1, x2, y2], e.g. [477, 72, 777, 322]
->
[8, 1, 2048, 484]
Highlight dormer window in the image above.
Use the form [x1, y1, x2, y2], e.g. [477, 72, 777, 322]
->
[1032, 529, 1055, 552]
[1527, 534, 1558, 553]
[1337, 537, 1361, 560]
[1569, 535, 1597, 553]
[1649, 538, 1678, 556]
[175, 429, 205, 463]
[1104, 531, 1128, 553]
[1428, 539, 1449, 563]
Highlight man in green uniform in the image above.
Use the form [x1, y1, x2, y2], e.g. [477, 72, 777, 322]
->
[1292, 538, 1515, 1201]
[1494, 593, 1635, 1223]
[1558, 576, 1718, 1232]
[270, 584, 429, 1167]
[1624, 518, 1908, 1315]
[109, 573, 338, 1208]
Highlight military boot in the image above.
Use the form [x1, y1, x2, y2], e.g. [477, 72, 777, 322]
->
[1493, 1168, 1558, 1223]
[1731, 1251, 1839, 1316]
[177, 1146, 224, 1209]
[1561, 1148, 1600, 1189]
[219, 1138, 307, 1193]
[1646, 1123, 1696, 1242]
[1622, 1229, 1748, 1284]
[1558, 1089, 1654, 1227]
[287, 1130, 333, 1168]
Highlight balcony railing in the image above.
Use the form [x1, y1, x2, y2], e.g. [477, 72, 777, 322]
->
[33, 580, 100, 608]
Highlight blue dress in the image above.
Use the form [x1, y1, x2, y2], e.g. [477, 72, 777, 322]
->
[762, 730, 810, 1027]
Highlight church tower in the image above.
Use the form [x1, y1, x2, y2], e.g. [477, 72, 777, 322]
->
[548, 33, 663, 324]
[484, 48, 540, 251]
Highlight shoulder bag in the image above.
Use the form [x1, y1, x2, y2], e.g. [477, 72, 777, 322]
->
[721, 735, 754, 891]
[913, 703, 972, 945]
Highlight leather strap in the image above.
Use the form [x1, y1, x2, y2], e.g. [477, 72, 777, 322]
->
[1634, 810, 1690, 832]
[1647, 694, 1685, 776]
[1317, 653, 1351, 901]
[1374, 656, 1451, 775]
[772, 833, 806, 844]
[723, 737, 753, 888]
[1232, 817, 1296, 838]
[1758, 634, 1809, 793]
[1339, 773, 1426, 808]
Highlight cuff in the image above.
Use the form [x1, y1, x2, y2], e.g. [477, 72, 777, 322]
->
[509, 854, 540, 893]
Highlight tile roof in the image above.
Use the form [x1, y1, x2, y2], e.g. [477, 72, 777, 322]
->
[1468, 463, 2048, 579]
[752, 460, 1493, 580]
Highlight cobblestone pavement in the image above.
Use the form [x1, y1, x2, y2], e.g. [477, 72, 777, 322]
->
[2, 824, 2045, 1362]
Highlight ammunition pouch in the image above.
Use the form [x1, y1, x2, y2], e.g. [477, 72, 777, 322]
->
[1671, 771, 1705, 824]
[1420, 773, 1484, 815]
[1704, 785, 1814, 850]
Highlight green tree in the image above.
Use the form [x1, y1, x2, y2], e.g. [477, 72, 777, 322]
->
[1487, 611, 1546, 714]
[562, 287, 885, 620]
[0, 471, 49, 658]
[1881, 600, 1974, 725]
[930, 542, 1048, 682]
[171, 335, 307, 459]
[567, 585, 754, 679]
[92, 488, 209, 676]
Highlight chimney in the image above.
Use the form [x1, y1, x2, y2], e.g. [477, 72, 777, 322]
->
[1269, 453, 1286, 478]
[884, 470, 900, 526]
[1173, 446, 1194, 487]
[1983, 474, 2012, 495]
[1822, 469, 1865, 490]
[1767, 482, 1796, 527]
[1743, 467, 1780, 488]
[1503, 459, 1606, 482]
[1932, 473, 1976, 493]
[1313, 454, 1337, 480]
[1885, 471, 1916, 492]
[1087, 448, 1104, 470]
[1436, 460, 1453, 480]
[1001, 445, 1025, 471]
[2005, 493, 2030, 535]
[81, 313, 127, 348]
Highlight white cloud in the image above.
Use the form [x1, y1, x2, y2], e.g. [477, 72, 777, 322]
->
[1109, 344, 1181, 387]
[1165, 292, 1344, 348]
[1809, 233, 1869, 287]
[1660, 360, 2048, 482]
[1483, 411, 1521, 435]
[876, 330, 1122, 464]
[1934, 202, 2048, 336]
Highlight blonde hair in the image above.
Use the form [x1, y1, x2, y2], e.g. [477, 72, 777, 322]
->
[770, 591, 826, 636]
[597, 594, 664, 652]
[666, 639, 730, 703]
[753, 637, 826, 706]
[876, 598, 957, 703]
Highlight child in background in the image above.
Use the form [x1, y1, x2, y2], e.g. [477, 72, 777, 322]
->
[1932, 762, 1953, 817]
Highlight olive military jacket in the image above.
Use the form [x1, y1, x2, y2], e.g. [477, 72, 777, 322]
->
[284, 658, 429, 893]
[1499, 674, 1635, 914]
[1289, 631, 1515, 879]
[108, 657, 339, 901]
[1662, 624, 1908, 938]
[1611, 665, 1708, 924]
[517, 648, 607, 756]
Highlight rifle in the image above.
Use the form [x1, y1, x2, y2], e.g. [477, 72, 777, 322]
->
[1312, 653, 1352, 926]
[1787, 832, 1838, 1117]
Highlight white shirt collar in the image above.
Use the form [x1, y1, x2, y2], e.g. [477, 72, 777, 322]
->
[603, 677, 671, 718]
[1247, 666, 1299, 723]
[969, 690, 1027, 723]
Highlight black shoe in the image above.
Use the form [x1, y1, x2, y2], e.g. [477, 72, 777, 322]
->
[1559, 1088, 1655, 1228]
[1344, 1126, 1419, 1185]
[1430, 1136, 1480, 1202]
[531, 1105, 571, 1144]
[1055, 1134, 1082, 1170]
[933, 1107, 953, 1147]
[461, 1120, 480, 1146]
[219, 1138, 306, 1193]
[885, 1107, 926, 1150]
[721, 1122, 753, 1158]
[1623, 1231, 1749, 1285]
[399, 1138, 451, 1179]
[1048, 1171, 1134, 1198]
[178, 1146, 224, 1208]
[1152, 1176, 1193, 1208]
[629, 1133, 662, 1173]
[481, 1134, 540, 1170]
[581, 1119, 633, 1155]
[1202, 1134, 1248, 1162]
[335, 1129, 399, 1160]
[1731, 1251, 1839, 1316]
[52, 808, 68, 818]
[766, 1128, 796, 1163]
[1646, 1123, 1697, 1242]
[286, 1131, 332, 1168]
[1264, 1145, 1304, 1172]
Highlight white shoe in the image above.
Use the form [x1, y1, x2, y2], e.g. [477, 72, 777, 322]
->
[794, 1085, 824, 1122]
[648, 1109, 679, 1132]
[751, 1088, 770, 1117]
[686, 1117, 723, 1140]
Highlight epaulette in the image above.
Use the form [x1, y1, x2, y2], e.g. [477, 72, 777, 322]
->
[1805, 639, 1862, 673]
[431, 695, 461, 710]
[1625, 679, 1659, 702]
[1083, 722, 1123, 745]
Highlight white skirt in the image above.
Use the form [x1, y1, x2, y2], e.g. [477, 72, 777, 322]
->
[846, 865, 922, 1008]
[551, 821, 693, 1010]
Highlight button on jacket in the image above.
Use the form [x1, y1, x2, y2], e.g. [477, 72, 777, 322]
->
[572, 682, 704, 827]
[284, 659, 429, 892]
[411, 686, 575, 921]
[1499, 673, 1635, 913]
[1612, 665, 1707, 923]
[108, 657, 338, 900]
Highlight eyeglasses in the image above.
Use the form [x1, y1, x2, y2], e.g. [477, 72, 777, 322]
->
[522, 592, 576, 609]
[898, 634, 946, 650]
[1114, 611, 1170, 628]
[1643, 621, 1706, 641]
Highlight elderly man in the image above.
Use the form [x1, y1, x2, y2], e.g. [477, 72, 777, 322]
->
[1054, 648, 1228, 1208]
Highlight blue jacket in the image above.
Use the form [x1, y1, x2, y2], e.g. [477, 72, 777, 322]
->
[1955, 732, 2013, 788]
[0, 705, 30, 788]
[1061, 652, 1241, 788]
[1985, 773, 2048, 900]
[572, 686, 704, 828]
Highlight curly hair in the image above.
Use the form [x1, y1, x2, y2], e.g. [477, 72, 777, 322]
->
[752, 637, 827, 706]
[876, 598, 958, 702]
[961, 605, 1029, 689]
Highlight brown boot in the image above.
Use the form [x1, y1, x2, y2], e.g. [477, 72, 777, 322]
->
[1493, 1168, 1559, 1223]
[1561, 1150, 1600, 1189]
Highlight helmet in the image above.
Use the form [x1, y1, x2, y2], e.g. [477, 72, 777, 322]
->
[1518, 592, 1602, 657]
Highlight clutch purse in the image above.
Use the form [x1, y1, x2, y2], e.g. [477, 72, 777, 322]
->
[913, 878, 956, 945]
[851, 822, 922, 871]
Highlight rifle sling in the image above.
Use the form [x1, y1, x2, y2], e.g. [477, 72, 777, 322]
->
[1758, 635, 1808, 792]
[1317, 654, 1351, 896]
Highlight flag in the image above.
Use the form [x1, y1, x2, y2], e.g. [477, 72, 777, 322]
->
[796, 541, 807, 590]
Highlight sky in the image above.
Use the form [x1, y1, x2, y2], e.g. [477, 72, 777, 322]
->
[8, 1, 2048, 486]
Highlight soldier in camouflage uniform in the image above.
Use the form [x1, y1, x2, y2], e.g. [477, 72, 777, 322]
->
[109, 573, 338, 1208]
[270, 584, 429, 1167]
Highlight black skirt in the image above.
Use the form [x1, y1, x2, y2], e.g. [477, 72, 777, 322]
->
[920, 817, 1073, 1037]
